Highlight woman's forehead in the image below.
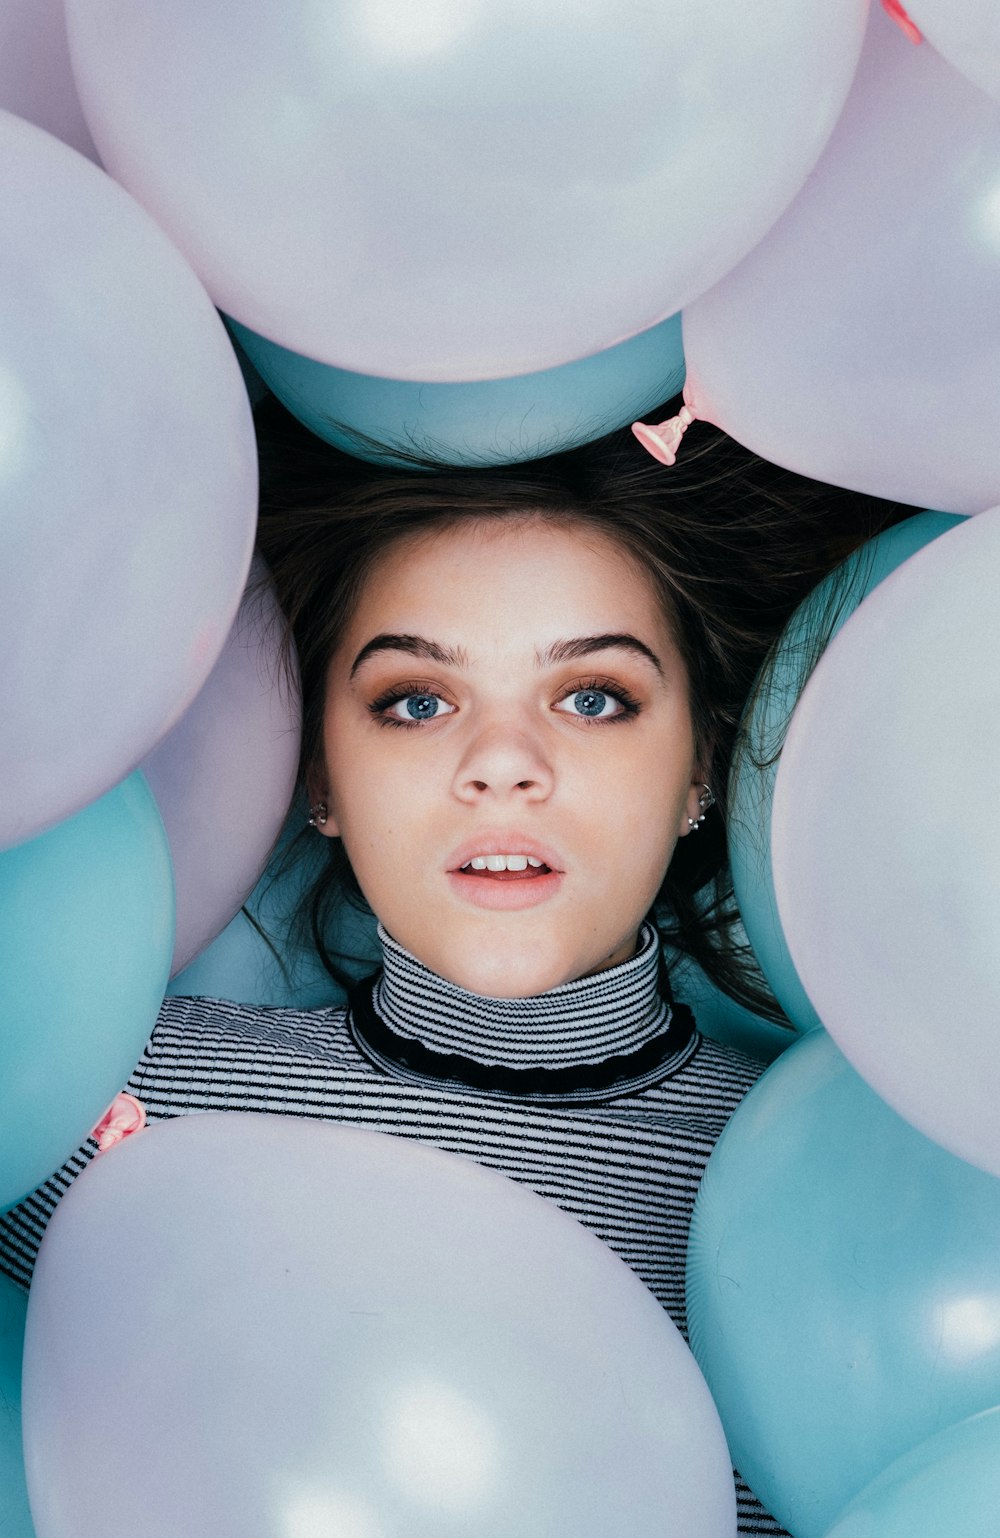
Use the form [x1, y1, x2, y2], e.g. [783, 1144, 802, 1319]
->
[364, 515, 661, 613]
[335, 517, 675, 664]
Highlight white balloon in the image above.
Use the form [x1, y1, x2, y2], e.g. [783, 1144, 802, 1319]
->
[141, 562, 301, 977]
[24, 1114, 736, 1538]
[772, 508, 1000, 1176]
[65, 0, 867, 380]
[0, 0, 98, 161]
[0, 110, 258, 849]
[907, 0, 1000, 104]
[682, 7, 1000, 514]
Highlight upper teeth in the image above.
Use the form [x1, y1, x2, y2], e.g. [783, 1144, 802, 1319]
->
[463, 854, 545, 871]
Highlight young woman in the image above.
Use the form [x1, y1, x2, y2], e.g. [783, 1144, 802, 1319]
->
[0, 401, 907, 1534]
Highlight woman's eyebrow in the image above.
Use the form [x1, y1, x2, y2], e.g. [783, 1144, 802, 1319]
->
[349, 633, 469, 677]
[538, 634, 664, 675]
[350, 630, 663, 678]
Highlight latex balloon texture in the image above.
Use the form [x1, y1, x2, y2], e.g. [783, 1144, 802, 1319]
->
[0, 110, 257, 850]
[230, 314, 685, 468]
[0, 0, 98, 160]
[772, 507, 1000, 1176]
[25, 1114, 736, 1538]
[66, 0, 867, 380]
[728, 509, 963, 1033]
[683, 7, 1000, 514]
[686, 1029, 1000, 1538]
[0, 773, 174, 1211]
[0, 1274, 33, 1538]
[821, 1407, 1000, 1538]
[141, 560, 301, 977]
[904, 0, 1000, 103]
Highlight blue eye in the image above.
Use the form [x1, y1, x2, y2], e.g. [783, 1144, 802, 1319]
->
[555, 688, 623, 720]
[377, 690, 457, 725]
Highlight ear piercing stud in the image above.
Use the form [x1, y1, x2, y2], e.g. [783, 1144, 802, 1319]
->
[308, 802, 329, 827]
[687, 784, 715, 831]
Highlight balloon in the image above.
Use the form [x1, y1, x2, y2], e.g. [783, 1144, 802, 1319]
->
[822, 1407, 1000, 1538]
[66, 0, 867, 381]
[772, 507, 1000, 1175]
[230, 314, 685, 468]
[0, 110, 257, 850]
[728, 510, 963, 1033]
[686, 1030, 1000, 1538]
[141, 561, 301, 977]
[682, 7, 1000, 514]
[0, 773, 174, 1211]
[25, 1114, 736, 1538]
[0, 0, 98, 161]
[0, 1274, 33, 1538]
[904, 0, 1000, 104]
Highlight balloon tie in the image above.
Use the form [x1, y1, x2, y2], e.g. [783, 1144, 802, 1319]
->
[632, 384, 700, 467]
[881, 0, 923, 44]
[92, 1092, 147, 1152]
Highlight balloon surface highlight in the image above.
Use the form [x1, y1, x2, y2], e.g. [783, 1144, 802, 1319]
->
[141, 561, 301, 976]
[772, 508, 1000, 1175]
[683, 7, 1000, 514]
[25, 1115, 736, 1538]
[687, 1030, 1000, 1538]
[0, 774, 174, 1210]
[728, 510, 963, 1032]
[0, 110, 257, 850]
[67, 0, 867, 380]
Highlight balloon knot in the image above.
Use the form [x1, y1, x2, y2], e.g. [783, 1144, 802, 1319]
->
[632, 386, 699, 467]
[92, 1092, 147, 1152]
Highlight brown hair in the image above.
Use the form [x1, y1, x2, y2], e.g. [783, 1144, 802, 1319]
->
[253, 396, 908, 1021]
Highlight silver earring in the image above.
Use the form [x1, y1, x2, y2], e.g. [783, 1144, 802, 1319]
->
[687, 783, 715, 831]
[308, 801, 328, 828]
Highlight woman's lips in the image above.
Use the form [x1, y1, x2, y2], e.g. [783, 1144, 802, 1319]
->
[459, 864, 551, 881]
[446, 866, 563, 910]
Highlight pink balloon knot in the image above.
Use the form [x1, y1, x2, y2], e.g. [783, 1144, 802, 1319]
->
[632, 387, 699, 466]
[881, 0, 923, 44]
[92, 1092, 147, 1152]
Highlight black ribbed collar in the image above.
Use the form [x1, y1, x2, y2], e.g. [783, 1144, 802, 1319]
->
[347, 923, 697, 1103]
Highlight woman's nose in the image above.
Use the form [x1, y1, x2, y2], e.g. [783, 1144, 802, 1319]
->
[451, 715, 555, 803]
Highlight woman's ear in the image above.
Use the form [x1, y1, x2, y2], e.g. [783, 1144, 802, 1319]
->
[305, 770, 341, 838]
[677, 777, 715, 838]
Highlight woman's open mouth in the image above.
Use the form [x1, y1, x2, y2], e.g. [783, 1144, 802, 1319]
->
[448, 850, 563, 910]
[458, 854, 552, 880]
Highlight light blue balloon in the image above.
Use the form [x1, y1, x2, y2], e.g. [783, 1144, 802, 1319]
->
[822, 1407, 1000, 1538]
[727, 510, 964, 1032]
[0, 1273, 33, 1537]
[686, 1030, 1000, 1538]
[228, 314, 684, 468]
[0, 773, 174, 1210]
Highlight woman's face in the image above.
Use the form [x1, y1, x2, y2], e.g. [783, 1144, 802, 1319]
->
[313, 517, 707, 997]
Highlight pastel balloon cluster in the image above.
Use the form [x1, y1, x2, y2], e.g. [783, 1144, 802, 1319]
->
[689, 506, 1000, 1532]
[4, 1, 1000, 1535]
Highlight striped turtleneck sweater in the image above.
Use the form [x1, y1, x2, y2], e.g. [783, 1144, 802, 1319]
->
[0, 923, 787, 1535]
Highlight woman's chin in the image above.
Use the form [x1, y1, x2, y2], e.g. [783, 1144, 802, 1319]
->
[425, 940, 580, 1001]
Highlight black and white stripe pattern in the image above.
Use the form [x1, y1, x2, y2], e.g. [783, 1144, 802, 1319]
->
[374, 922, 672, 1068]
[0, 926, 788, 1535]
